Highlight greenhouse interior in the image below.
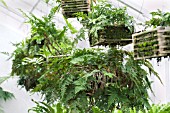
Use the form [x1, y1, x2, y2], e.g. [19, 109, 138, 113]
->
[1, 0, 170, 113]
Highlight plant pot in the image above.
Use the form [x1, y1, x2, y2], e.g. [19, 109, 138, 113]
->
[89, 26, 132, 47]
[133, 26, 170, 60]
[61, 0, 90, 18]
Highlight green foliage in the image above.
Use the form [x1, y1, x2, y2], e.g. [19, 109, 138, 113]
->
[92, 103, 170, 113]
[146, 9, 170, 28]
[30, 102, 170, 113]
[0, 77, 14, 113]
[76, 1, 134, 40]
[10, 2, 160, 113]
[11, 6, 74, 91]
[28, 100, 69, 113]
[0, 77, 14, 101]
[11, 43, 159, 112]
[0, 0, 7, 7]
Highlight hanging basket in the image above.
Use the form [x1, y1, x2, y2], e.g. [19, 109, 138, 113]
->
[133, 26, 170, 60]
[89, 26, 132, 47]
[61, 0, 90, 18]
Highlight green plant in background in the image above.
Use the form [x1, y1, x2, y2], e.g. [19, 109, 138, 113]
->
[29, 101, 170, 113]
[0, 76, 14, 101]
[0, 76, 14, 113]
[28, 100, 69, 113]
[10, 1, 161, 113]
[146, 9, 170, 28]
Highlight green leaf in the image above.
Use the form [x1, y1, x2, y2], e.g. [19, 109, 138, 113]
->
[63, 17, 77, 34]
[0, 0, 7, 7]
[103, 70, 114, 78]
[75, 86, 86, 94]
[0, 76, 10, 84]
[92, 106, 105, 113]
[70, 56, 84, 64]
[56, 103, 63, 113]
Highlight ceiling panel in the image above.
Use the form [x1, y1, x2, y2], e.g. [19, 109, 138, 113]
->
[1, 0, 170, 35]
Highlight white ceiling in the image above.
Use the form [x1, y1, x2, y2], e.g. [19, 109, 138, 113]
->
[1, 0, 170, 35]
[0, 0, 53, 35]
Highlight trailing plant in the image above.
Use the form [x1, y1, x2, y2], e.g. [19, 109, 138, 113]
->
[76, 1, 134, 40]
[11, 43, 160, 112]
[10, 2, 161, 113]
[146, 9, 170, 28]
[11, 6, 75, 91]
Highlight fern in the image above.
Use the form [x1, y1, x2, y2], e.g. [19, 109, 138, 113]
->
[0, 77, 14, 101]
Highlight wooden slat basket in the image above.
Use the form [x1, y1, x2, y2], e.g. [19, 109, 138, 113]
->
[61, 0, 90, 18]
[133, 26, 170, 60]
[89, 26, 132, 47]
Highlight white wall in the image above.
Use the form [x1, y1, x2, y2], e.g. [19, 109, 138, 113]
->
[0, 24, 41, 113]
[149, 58, 170, 104]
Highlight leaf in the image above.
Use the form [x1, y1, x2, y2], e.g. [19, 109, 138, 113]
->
[0, 76, 10, 84]
[44, 0, 50, 3]
[103, 71, 114, 78]
[40, 102, 55, 113]
[112, 109, 123, 113]
[92, 106, 105, 113]
[56, 103, 63, 113]
[0, 0, 7, 7]
[144, 60, 162, 84]
[0, 87, 14, 101]
[70, 57, 84, 64]
[75, 86, 86, 94]
[57, 26, 67, 40]
[63, 17, 77, 34]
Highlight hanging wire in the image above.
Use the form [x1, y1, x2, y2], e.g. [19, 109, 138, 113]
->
[137, 0, 144, 20]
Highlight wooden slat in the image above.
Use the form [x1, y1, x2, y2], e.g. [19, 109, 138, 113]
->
[90, 38, 132, 47]
[133, 26, 170, 60]
[61, 0, 90, 18]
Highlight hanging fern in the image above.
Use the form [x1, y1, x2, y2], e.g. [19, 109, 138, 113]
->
[10, 3, 160, 113]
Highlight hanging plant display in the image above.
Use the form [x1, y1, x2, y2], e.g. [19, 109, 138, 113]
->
[90, 25, 132, 47]
[8, 3, 163, 113]
[61, 0, 90, 18]
[133, 26, 170, 60]
[134, 10, 170, 60]
[77, 1, 134, 47]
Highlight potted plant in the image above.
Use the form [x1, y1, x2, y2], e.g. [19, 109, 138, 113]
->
[133, 10, 170, 60]
[77, 1, 134, 47]
[61, 0, 91, 18]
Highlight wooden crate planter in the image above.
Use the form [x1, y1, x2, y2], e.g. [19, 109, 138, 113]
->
[61, 0, 90, 18]
[133, 26, 170, 60]
[89, 26, 132, 47]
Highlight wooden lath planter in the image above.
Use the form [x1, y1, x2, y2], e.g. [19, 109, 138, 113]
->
[89, 26, 132, 47]
[61, 0, 90, 18]
[133, 26, 170, 60]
